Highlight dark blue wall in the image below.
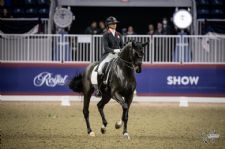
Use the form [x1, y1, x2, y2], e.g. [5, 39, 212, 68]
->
[1, 63, 225, 97]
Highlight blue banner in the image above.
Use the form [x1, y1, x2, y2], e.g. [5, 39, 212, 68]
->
[0, 64, 86, 94]
[136, 65, 225, 96]
[1, 63, 225, 96]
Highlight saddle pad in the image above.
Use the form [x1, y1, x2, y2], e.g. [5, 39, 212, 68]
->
[91, 65, 98, 85]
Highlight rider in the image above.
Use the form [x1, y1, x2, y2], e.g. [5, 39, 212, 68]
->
[97, 16, 123, 76]
[96, 16, 123, 95]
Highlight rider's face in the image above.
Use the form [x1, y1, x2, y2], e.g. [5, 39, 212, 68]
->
[109, 23, 117, 30]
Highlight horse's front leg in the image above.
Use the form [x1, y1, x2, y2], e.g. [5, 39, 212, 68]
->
[97, 95, 111, 134]
[113, 92, 131, 139]
[122, 93, 133, 139]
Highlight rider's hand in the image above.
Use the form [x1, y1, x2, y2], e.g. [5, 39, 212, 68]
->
[113, 49, 120, 53]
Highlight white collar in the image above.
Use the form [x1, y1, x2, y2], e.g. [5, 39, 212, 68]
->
[109, 28, 116, 36]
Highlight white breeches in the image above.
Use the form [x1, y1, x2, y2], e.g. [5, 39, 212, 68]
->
[98, 53, 118, 74]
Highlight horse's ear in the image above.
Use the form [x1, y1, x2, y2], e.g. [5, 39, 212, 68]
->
[142, 42, 149, 47]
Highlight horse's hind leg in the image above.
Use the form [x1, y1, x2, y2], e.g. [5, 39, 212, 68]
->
[83, 91, 94, 136]
[97, 95, 111, 134]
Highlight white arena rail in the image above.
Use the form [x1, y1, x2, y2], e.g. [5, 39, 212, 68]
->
[152, 35, 180, 64]
[0, 34, 62, 62]
[92, 35, 104, 62]
[183, 35, 225, 64]
[0, 34, 225, 64]
[63, 34, 94, 62]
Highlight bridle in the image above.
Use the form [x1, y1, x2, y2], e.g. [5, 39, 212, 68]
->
[117, 56, 134, 70]
[117, 44, 143, 70]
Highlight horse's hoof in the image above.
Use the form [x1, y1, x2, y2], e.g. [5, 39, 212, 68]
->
[115, 120, 123, 129]
[101, 126, 106, 134]
[89, 131, 95, 137]
[123, 132, 131, 140]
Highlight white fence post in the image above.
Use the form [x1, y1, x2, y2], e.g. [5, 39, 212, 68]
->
[27, 35, 30, 61]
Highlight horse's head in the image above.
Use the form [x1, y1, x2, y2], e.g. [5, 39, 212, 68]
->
[131, 41, 148, 73]
[120, 41, 148, 73]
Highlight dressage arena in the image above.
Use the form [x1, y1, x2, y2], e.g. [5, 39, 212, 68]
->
[0, 96, 225, 149]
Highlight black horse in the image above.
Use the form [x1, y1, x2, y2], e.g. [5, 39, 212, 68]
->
[69, 41, 148, 139]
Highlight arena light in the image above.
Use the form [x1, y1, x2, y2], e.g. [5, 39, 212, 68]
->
[173, 9, 192, 29]
[54, 7, 74, 28]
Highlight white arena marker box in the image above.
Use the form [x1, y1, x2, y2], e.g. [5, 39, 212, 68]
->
[61, 96, 71, 106]
[179, 96, 189, 107]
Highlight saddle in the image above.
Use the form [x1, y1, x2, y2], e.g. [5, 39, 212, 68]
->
[96, 58, 116, 85]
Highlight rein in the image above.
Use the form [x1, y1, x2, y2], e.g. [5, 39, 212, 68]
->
[117, 55, 134, 70]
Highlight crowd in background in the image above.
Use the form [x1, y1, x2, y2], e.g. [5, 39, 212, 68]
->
[84, 17, 187, 35]
[84, 21, 107, 34]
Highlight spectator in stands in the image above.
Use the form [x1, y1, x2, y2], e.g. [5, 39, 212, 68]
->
[96, 16, 123, 95]
[147, 24, 154, 35]
[161, 18, 174, 62]
[126, 26, 136, 35]
[154, 22, 163, 35]
[162, 17, 173, 35]
[84, 21, 98, 34]
[98, 21, 107, 34]
[154, 22, 163, 62]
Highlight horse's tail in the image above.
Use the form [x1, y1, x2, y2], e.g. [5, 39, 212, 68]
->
[69, 73, 84, 93]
